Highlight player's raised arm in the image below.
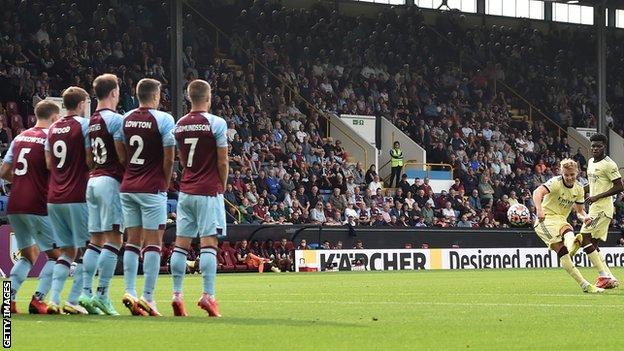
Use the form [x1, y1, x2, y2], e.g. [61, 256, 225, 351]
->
[532, 185, 549, 222]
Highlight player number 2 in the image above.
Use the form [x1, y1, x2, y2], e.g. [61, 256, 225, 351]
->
[53, 140, 67, 168]
[129, 135, 145, 165]
[15, 148, 31, 176]
[92, 137, 107, 164]
[184, 138, 198, 167]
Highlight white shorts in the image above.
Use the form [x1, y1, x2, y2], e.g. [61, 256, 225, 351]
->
[87, 176, 123, 233]
[176, 192, 226, 238]
[120, 192, 167, 231]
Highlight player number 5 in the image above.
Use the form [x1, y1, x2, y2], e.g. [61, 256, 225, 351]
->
[15, 148, 31, 176]
[184, 137, 198, 167]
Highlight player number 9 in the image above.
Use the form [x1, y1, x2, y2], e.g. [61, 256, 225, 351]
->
[53, 140, 67, 168]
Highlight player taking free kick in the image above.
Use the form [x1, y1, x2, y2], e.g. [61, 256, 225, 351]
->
[532, 159, 603, 293]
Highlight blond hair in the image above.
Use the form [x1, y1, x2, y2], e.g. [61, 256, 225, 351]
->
[559, 158, 579, 173]
[187, 79, 211, 104]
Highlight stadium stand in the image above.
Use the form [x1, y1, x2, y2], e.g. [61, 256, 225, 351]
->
[1, 0, 623, 233]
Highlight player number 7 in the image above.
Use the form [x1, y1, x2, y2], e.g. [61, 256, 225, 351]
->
[184, 137, 198, 167]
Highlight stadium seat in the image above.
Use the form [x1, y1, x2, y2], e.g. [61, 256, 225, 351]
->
[217, 249, 234, 271]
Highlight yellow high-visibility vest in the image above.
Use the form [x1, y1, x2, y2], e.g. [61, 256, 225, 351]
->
[390, 148, 404, 167]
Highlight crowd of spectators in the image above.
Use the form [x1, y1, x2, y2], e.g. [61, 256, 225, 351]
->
[1, 0, 624, 229]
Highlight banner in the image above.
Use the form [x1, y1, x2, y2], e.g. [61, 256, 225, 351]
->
[295, 247, 624, 272]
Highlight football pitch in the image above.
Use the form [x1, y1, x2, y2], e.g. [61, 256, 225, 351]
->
[10, 268, 624, 350]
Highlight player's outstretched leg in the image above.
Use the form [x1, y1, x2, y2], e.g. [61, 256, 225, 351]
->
[555, 244, 603, 293]
[170, 245, 189, 317]
[563, 231, 583, 257]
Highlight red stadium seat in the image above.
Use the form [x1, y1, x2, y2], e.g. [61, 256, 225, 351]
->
[221, 248, 238, 269]
[218, 249, 234, 271]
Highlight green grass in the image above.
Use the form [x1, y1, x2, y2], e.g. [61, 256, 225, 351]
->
[9, 268, 624, 350]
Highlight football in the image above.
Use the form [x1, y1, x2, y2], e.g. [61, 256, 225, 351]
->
[507, 203, 531, 227]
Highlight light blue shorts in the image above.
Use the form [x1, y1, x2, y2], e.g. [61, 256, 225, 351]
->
[176, 192, 227, 238]
[47, 203, 89, 248]
[120, 192, 167, 231]
[87, 176, 123, 233]
[8, 214, 56, 252]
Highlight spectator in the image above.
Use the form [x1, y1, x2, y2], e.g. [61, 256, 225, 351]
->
[276, 238, 293, 271]
[237, 240, 269, 273]
[457, 215, 474, 228]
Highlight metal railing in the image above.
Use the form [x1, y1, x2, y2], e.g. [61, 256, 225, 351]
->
[224, 198, 242, 223]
